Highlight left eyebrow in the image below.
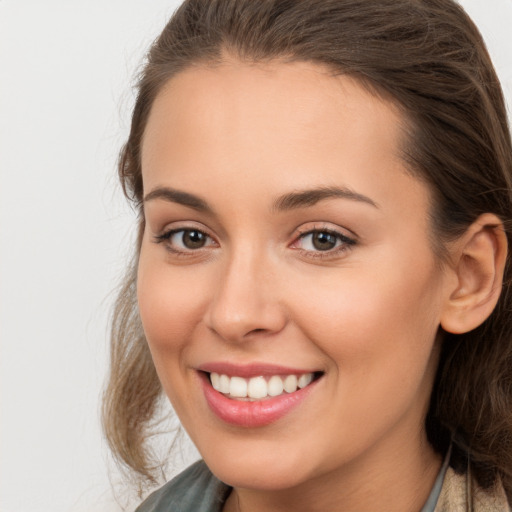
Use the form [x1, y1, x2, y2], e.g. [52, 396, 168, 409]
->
[272, 186, 379, 212]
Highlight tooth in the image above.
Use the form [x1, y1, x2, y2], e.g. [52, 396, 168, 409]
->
[298, 373, 313, 389]
[284, 375, 298, 393]
[268, 375, 284, 396]
[219, 374, 230, 394]
[210, 372, 220, 391]
[215, 372, 311, 399]
[230, 376, 248, 397]
[248, 376, 268, 399]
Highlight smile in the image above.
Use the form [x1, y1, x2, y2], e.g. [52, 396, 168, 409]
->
[209, 372, 315, 400]
[198, 365, 323, 427]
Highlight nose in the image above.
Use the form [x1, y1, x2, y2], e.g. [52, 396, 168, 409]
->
[204, 247, 287, 343]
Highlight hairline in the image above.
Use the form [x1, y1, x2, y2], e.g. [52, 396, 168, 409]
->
[137, 51, 449, 263]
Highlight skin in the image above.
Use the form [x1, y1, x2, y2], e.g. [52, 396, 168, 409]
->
[137, 59, 458, 512]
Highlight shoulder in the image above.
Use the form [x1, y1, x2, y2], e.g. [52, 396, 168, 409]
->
[435, 466, 511, 512]
[135, 460, 231, 512]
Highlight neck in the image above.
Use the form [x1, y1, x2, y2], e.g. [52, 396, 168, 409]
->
[223, 430, 442, 512]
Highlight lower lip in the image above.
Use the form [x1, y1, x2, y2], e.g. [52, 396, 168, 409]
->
[199, 372, 319, 428]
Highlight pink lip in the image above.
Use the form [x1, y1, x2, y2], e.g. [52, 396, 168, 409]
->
[198, 371, 320, 428]
[197, 361, 318, 378]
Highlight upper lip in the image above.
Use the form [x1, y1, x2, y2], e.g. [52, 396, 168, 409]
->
[197, 362, 321, 378]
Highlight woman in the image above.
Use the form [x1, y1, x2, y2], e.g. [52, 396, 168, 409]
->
[103, 0, 512, 510]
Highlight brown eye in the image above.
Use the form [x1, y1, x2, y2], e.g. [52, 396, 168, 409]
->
[181, 230, 208, 249]
[155, 228, 215, 252]
[293, 229, 357, 256]
[311, 232, 338, 251]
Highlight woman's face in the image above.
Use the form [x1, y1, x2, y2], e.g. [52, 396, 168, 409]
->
[138, 60, 451, 491]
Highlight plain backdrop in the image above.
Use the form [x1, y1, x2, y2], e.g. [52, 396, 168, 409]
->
[1, 1, 512, 511]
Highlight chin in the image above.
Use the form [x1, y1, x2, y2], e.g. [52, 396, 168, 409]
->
[196, 437, 322, 491]
[209, 459, 310, 491]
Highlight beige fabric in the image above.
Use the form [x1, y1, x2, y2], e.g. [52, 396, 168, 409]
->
[434, 467, 510, 511]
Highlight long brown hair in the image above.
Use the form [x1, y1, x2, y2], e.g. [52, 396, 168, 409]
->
[102, 0, 512, 497]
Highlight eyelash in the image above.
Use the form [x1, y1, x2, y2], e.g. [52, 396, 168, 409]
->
[292, 227, 356, 259]
[153, 226, 357, 259]
[153, 228, 217, 256]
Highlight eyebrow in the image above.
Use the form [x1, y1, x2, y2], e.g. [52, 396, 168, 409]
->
[143, 185, 378, 213]
[144, 187, 213, 213]
[272, 186, 378, 211]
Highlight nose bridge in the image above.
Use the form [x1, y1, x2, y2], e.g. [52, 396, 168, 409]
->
[205, 241, 286, 342]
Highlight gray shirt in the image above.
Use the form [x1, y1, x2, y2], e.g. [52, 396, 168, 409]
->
[135, 454, 449, 512]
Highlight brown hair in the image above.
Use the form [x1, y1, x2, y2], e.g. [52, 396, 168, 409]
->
[102, 0, 512, 497]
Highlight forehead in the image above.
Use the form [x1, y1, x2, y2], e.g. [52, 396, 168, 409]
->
[141, 59, 429, 225]
[142, 59, 405, 173]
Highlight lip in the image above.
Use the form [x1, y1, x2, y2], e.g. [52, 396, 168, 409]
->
[197, 361, 319, 378]
[198, 369, 321, 428]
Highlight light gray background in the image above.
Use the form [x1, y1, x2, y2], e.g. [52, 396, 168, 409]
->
[1, 1, 512, 511]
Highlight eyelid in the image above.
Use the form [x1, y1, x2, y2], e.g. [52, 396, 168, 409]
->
[289, 223, 357, 258]
[152, 219, 215, 239]
[155, 228, 215, 244]
[151, 221, 357, 260]
[292, 222, 357, 242]
[152, 223, 219, 255]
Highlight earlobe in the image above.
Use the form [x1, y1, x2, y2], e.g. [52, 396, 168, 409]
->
[440, 213, 508, 334]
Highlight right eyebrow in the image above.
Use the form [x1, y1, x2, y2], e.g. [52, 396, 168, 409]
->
[143, 186, 213, 213]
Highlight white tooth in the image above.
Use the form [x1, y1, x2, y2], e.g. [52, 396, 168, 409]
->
[284, 375, 298, 393]
[248, 376, 268, 399]
[219, 374, 230, 394]
[210, 372, 220, 391]
[268, 375, 284, 396]
[298, 373, 313, 389]
[229, 376, 248, 397]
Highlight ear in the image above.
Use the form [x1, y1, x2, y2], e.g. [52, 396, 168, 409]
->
[440, 213, 508, 334]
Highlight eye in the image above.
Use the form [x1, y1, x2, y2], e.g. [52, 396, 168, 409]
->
[301, 231, 341, 251]
[154, 228, 216, 252]
[292, 228, 356, 255]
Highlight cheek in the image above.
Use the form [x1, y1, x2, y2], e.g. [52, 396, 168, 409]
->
[285, 262, 443, 456]
[289, 252, 444, 382]
[137, 249, 209, 367]
[137, 253, 212, 418]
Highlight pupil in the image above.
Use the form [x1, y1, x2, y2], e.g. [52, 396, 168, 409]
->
[183, 230, 206, 249]
[313, 232, 337, 251]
